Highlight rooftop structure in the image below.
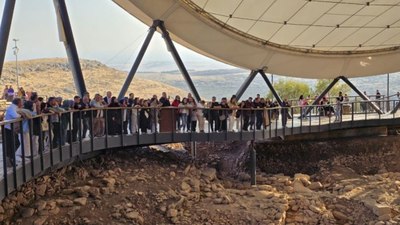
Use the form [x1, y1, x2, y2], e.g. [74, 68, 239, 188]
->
[114, 0, 400, 78]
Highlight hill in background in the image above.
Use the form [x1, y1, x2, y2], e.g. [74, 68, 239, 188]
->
[0, 58, 189, 100]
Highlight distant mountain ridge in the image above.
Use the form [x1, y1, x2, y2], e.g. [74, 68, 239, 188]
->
[0, 58, 189, 99]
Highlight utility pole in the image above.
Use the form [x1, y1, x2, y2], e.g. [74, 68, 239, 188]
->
[12, 38, 19, 88]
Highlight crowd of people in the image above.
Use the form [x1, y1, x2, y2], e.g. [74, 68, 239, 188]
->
[1, 85, 26, 102]
[3, 87, 394, 168]
[3, 90, 293, 167]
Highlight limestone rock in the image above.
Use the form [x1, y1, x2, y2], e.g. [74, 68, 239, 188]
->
[202, 168, 217, 181]
[125, 211, 144, 224]
[34, 200, 47, 211]
[35, 184, 47, 196]
[33, 216, 48, 225]
[309, 182, 323, 190]
[56, 199, 74, 207]
[332, 210, 350, 221]
[293, 180, 312, 193]
[181, 181, 191, 192]
[378, 214, 391, 221]
[373, 204, 391, 217]
[102, 178, 116, 187]
[237, 172, 251, 181]
[20, 207, 35, 218]
[73, 197, 88, 206]
[49, 207, 60, 215]
[294, 173, 310, 181]
[167, 208, 178, 218]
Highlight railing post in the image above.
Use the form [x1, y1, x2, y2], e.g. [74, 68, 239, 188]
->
[190, 141, 196, 158]
[78, 111, 83, 155]
[28, 119, 34, 177]
[10, 123, 17, 189]
[19, 120, 26, 183]
[38, 116, 44, 171]
[121, 108, 125, 146]
[58, 113, 63, 162]
[291, 107, 294, 135]
[48, 117, 54, 166]
[68, 111, 73, 158]
[90, 110, 94, 152]
[2, 125, 9, 196]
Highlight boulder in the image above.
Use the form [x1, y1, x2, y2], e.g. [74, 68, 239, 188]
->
[33, 216, 48, 225]
[308, 182, 323, 190]
[125, 211, 144, 224]
[293, 180, 312, 193]
[294, 173, 310, 181]
[167, 209, 178, 218]
[73, 197, 88, 206]
[20, 207, 35, 218]
[202, 168, 217, 181]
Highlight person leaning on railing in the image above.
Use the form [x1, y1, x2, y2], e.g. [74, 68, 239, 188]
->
[80, 95, 91, 139]
[130, 100, 140, 134]
[139, 99, 150, 134]
[90, 94, 105, 137]
[253, 97, 264, 130]
[4, 98, 23, 167]
[107, 97, 122, 136]
[219, 97, 229, 132]
[46, 97, 65, 148]
[228, 95, 239, 132]
[196, 100, 206, 133]
[280, 98, 291, 127]
[171, 95, 181, 131]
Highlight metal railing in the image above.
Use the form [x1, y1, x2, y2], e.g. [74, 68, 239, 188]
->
[0, 100, 400, 200]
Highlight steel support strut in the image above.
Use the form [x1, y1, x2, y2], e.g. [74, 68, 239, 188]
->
[259, 70, 283, 105]
[0, 0, 16, 78]
[54, 0, 87, 97]
[390, 102, 400, 114]
[118, 21, 159, 100]
[303, 77, 341, 116]
[158, 21, 201, 102]
[117, 20, 201, 102]
[236, 70, 258, 100]
[340, 76, 383, 114]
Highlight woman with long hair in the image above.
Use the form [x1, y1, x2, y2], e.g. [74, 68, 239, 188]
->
[179, 98, 188, 132]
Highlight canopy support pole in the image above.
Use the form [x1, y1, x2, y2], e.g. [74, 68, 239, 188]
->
[340, 76, 383, 114]
[158, 21, 201, 102]
[303, 77, 340, 117]
[259, 70, 283, 106]
[117, 20, 201, 102]
[118, 20, 158, 100]
[0, 0, 16, 79]
[54, 0, 87, 97]
[236, 70, 258, 100]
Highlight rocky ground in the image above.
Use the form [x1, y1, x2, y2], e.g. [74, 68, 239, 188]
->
[0, 142, 399, 225]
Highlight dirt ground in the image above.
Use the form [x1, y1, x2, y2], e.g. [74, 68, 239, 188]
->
[1, 142, 399, 225]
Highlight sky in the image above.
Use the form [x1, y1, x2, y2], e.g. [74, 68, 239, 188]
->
[0, 0, 398, 97]
[0, 0, 234, 71]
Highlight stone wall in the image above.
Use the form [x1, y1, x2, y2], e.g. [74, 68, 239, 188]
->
[256, 135, 400, 176]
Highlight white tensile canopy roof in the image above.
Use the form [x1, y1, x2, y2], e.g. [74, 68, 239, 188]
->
[113, 0, 400, 79]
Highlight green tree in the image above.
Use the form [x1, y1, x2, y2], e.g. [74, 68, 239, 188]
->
[313, 79, 351, 98]
[267, 79, 311, 100]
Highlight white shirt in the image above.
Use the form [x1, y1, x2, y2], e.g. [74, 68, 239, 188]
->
[5, 103, 21, 130]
